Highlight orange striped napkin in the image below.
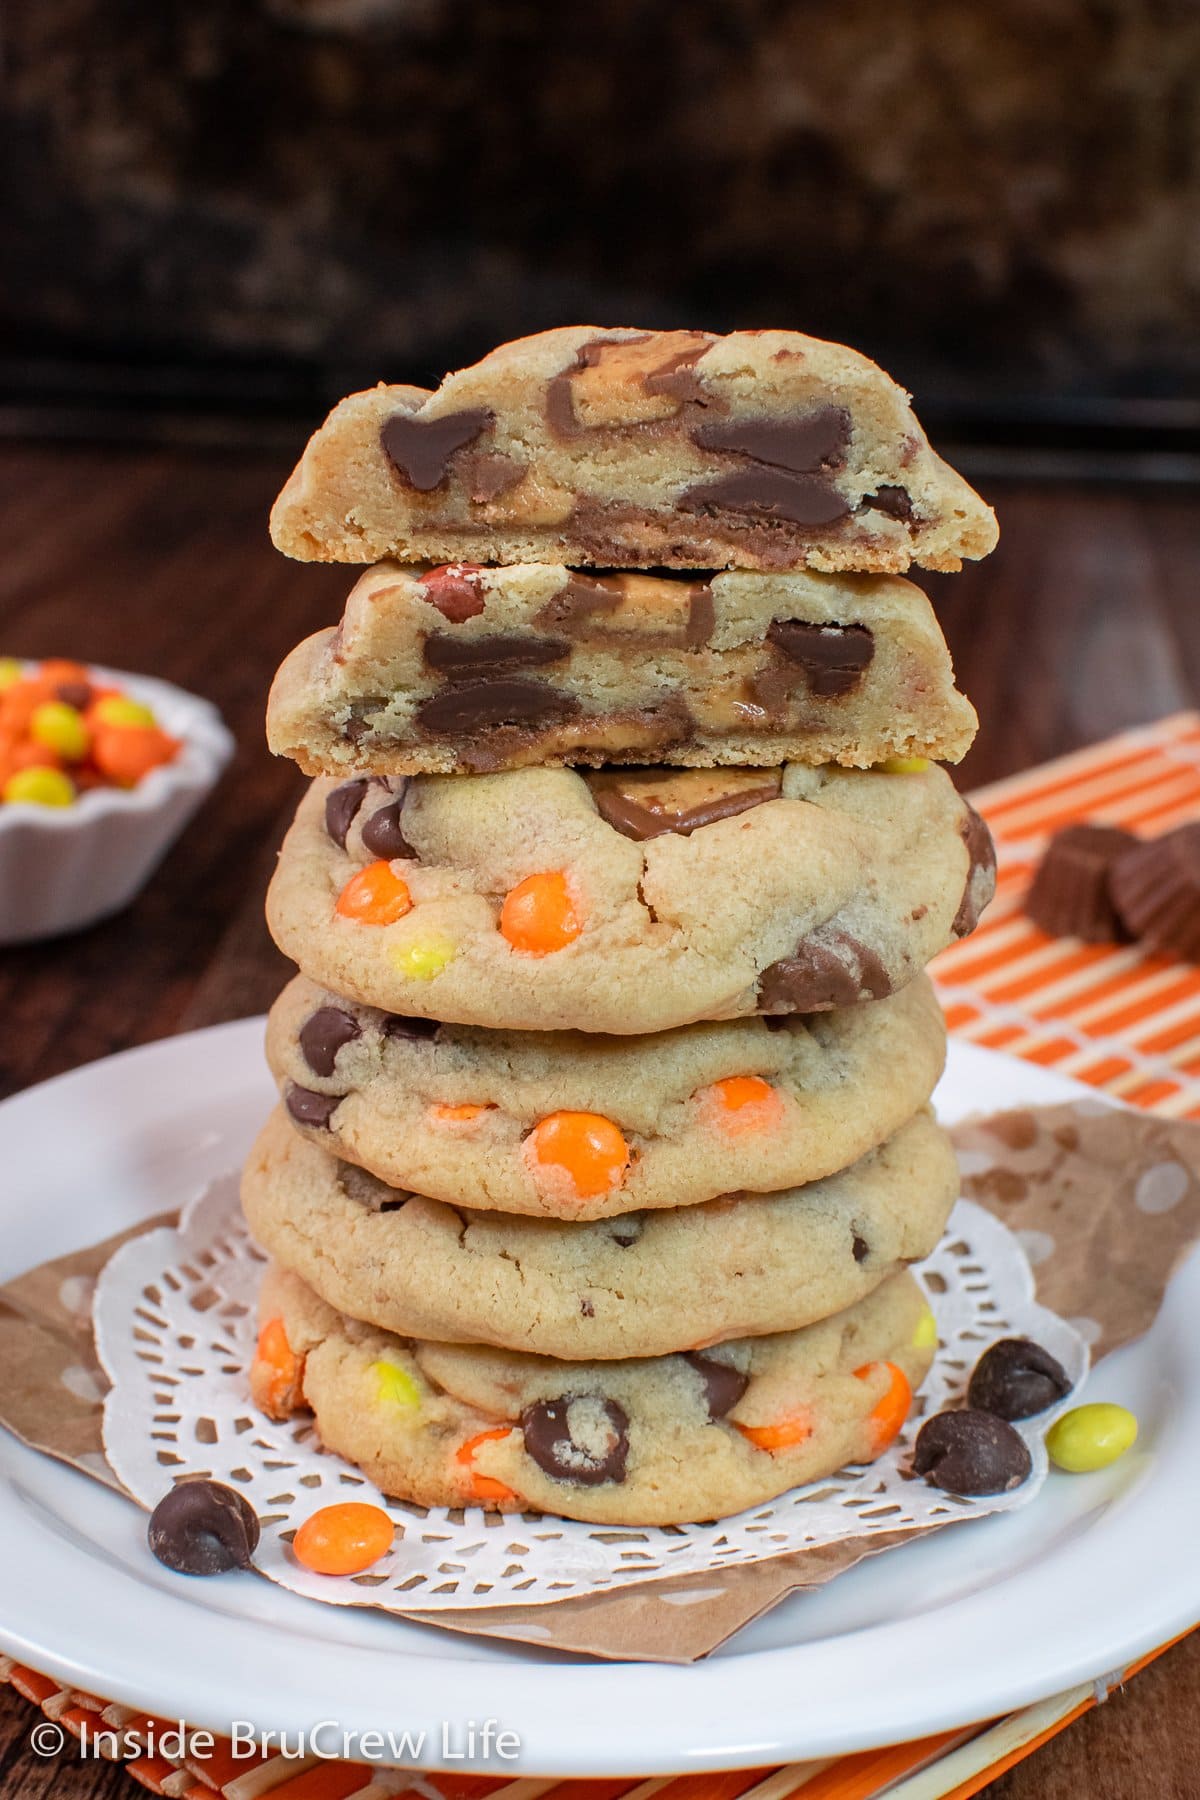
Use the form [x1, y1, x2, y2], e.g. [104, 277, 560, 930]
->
[5, 713, 1199, 1798]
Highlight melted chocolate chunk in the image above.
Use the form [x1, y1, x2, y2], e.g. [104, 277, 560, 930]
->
[423, 632, 571, 680]
[953, 804, 998, 938]
[1025, 823, 1137, 944]
[968, 1339, 1072, 1422]
[867, 485, 915, 521]
[361, 796, 416, 860]
[380, 409, 492, 491]
[852, 1231, 869, 1264]
[642, 340, 713, 403]
[686, 585, 716, 647]
[766, 620, 875, 698]
[683, 1351, 749, 1420]
[382, 1014, 441, 1041]
[535, 572, 625, 630]
[587, 766, 782, 841]
[420, 564, 486, 623]
[522, 1395, 630, 1486]
[912, 1409, 1032, 1495]
[607, 1216, 643, 1248]
[680, 468, 850, 527]
[758, 928, 894, 1013]
[693, 407, 850, 473]
[286, 1085, 340, 1129]
[148, 1478, 260, 1576]
[325, 779, 368, 849]
[299, 1007, 361, 1078]
[338, 1159, 404, 1211]
[457, 452, 524, 503]
[415, 680, 580, 735]
[544, 335, 652, 437]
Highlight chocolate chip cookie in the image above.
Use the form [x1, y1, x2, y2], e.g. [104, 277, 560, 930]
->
[243, 1105, 957, 1359]
[252, 1261, 936, 1524]
[266, 971, 946, 1216]
[265, 761, 994, 1035]
[267, 561, 977, 777]
[269, 327, 997, 576]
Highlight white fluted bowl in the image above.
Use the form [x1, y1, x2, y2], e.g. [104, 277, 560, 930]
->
[0, 664, 235, 944]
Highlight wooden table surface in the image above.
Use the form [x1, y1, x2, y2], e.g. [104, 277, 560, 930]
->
[0, 443, 1196, 1797]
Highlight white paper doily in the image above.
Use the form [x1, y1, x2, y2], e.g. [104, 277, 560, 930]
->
[94, 1177, 1088, 1611]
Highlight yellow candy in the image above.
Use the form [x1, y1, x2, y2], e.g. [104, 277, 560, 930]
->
[1046, 1403, 1137, 1472]
[3, 767, 75, 807]
[879, 756, 930, 775]
[91, 693, 157, 730]
[0, 657, 24, 690]
[30, 700, 89, 761]
[389, 935, 456, 980]
[373, 1359, 421, 1411]
[911, 1306, 938, 1350]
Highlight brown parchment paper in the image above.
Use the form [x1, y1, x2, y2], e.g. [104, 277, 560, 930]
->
[1, 1103, 1197, 1664]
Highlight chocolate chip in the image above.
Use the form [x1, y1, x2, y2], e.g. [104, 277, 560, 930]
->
[361, 797, 415, 860]
[765, 620, 875, 697]
[325, 779, 368, 849]
[912, 1409, 1032, 1495]
[686, 586, 716, 648]
[522, 1395, 629, 1486]
[683, 1351, 749, 1420]
[380, 408, 492, 491]
[852, 1231, 869, 1264]
[55, 680, 93, 710]
[147, 1478, 260, 1576]
[298, 1007, 361, 1078]
[420, 564, 486, 623]
[415, 680, 580, 735]
[535, 572, 625, 630]
[680, 468, 850, 526]
[693, 407, 850, 474]
[1025, 823, 1138, 944]
[286, 1085, 340, 1129]
[607, 1216, 643, 1247]
[866, 485, 914, 521]
[967, 1339, 1072, 1422]
[382, 1014, 441, 1041]
[642, 340, 713, 403]
[759, 929, 893, 1012]
[953, 804, 998, 938]
[587, 766, 782, 841]
[423, 632, 571, 680]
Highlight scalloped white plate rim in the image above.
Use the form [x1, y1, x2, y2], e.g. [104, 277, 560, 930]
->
[0, 1017, 1195, 1776]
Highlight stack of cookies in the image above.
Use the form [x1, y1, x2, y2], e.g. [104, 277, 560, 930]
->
[245, 326, 998, 1527]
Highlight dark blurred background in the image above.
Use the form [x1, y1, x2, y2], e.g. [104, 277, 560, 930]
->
[3, 0, 1199, 475]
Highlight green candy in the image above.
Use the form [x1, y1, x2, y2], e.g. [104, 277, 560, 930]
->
[1046, 1403, 1137, 1473]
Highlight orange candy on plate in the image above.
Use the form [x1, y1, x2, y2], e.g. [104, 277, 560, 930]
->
[499, 870, 583, 954]
[335, 859, 413, 924]
[455, 1429, 519, 1506]
[292, 1502, 395, 1576]
[92, 722, 180, 786]
[524, 1111, 631, 1199]
[855, 1360, 913, 1452]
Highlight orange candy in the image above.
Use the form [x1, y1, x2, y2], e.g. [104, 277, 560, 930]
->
[525, 1111, 631, 1199]
[335, 860, 413, 925]
[703, 1075, 784, 1136]
[292, 1502, 395, 1576]
[455, 1429, 519, 1506]
[250, 1317, 302, 1418]
[430, 1102, 492, 1125]
[499, 871, 583, 955]
[91, 723, 180, 786]
[737, 1410, 813, 1452]
[855, 1361, 913, 1453]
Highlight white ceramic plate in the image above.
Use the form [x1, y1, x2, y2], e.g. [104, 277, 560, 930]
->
[0, 1022, 1195, 1776]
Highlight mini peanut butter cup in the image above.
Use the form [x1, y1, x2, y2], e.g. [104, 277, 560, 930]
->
[1110, 823, 1200, 960]
[1024, 822, 1138, 943]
